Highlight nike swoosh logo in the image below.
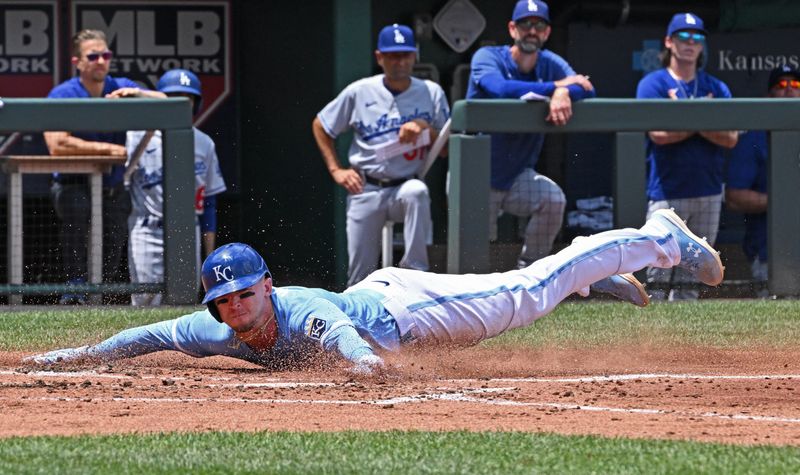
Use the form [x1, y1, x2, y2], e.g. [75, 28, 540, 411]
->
[372, 280, 390, 287]
[145, 148, 157, 154]
[365, 101, 377, 107]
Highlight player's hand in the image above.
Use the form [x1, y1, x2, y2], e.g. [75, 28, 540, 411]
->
[546, 87, 573, 126]
[22, 346, 91, 365]
[331, 168, 363, 194]
[105, 88, 143, 99]
[348, 353, 388, 377]
[554, 74, 593, 91]
[398, 119, 429, 144]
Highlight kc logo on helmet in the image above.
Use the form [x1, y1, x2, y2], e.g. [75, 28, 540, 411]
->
[212, 265, 233, 282]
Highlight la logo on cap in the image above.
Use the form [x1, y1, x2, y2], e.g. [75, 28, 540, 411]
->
[394, 28, 405, 44]
[685, 13, 697, 25]
[528, 0, 538, 12]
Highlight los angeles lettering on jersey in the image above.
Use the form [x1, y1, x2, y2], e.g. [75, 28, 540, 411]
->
[357, 109, 434, 140]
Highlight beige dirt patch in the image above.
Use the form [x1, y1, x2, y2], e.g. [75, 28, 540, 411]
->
[2, 346, 799, 446]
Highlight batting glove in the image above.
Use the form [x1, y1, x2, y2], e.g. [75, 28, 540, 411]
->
[23, 346, 91, 365]
[349, 353, 386, 377]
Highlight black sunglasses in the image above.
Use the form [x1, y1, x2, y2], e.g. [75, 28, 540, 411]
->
[515, 19, 548, 32]
[86, 51, 113, 62]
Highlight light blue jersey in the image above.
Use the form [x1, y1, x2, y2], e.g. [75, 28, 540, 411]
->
[77, 288, 396, 368]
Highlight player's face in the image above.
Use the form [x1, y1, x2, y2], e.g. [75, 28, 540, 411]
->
[214, 277, 273, 333]
[73, 39, 111, 83]
[666, 29, 704, 66]
[376, 51, 416, 83]
[509, 16, 550, 54]
[769, 76, 800, 98]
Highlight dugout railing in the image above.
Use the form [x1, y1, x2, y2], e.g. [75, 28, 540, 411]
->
[447, 98, 800, 297]
[0, 98, 196, 305]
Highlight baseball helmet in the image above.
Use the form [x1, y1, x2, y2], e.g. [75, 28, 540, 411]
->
[201, 243, 271, 321]
[157, 69, 202, 114]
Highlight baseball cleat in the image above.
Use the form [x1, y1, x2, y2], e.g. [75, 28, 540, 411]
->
[591, 273, 650, 307]
[650, 208, 724, 286]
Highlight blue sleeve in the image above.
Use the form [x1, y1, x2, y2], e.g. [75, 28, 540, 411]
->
[115, 77, 145, 89]
[566, 83, 596, 101]
[291, 298, 376, 363]
[470, 48, 556, 99]
[636, 72, 665, 99]
[85, 310, 256, 361]
[727, 132, 760, 190]
[199, 195, 217, 232]
[542, 51, 595, 101]
[714, 78, 732, 99]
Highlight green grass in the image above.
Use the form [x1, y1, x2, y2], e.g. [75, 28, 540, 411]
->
[0, 307, 200, 350]
[2, 301, 797, 352]
[486, 300, 800, 349]
[1, 431, 799, 475]
[2, 302, 799, 473]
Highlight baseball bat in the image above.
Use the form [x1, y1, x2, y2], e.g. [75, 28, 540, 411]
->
[419, 118, 451, 180]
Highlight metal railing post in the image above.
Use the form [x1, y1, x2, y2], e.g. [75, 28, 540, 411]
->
[162, 127, 198, 305]
[614, 132, 647, 229]
[768, 131, 800, 296]
[447, 134, 491, 274]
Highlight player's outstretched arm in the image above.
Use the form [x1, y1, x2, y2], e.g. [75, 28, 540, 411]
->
[24, 319, 183, 366]
[23, 312, 235, 366]
[24, 345, 94, 365]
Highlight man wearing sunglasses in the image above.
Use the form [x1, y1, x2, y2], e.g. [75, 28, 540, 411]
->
[725, 65, 800, 297]
[44, 29, 165, 305]
[467, 0, 595, 273]
[636, 13, 738, 301]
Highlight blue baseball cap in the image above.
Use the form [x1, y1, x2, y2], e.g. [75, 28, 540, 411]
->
[512, 0, 550, 23]
[667, 13, 707, 37]
[377, 24, 416, 53]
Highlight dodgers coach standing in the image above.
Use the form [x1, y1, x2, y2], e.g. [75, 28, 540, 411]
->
[312, 24, 450, 286]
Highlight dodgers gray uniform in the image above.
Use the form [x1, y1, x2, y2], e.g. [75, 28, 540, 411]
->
[126, 128, 227, 306]
[317, 74, 450, 286]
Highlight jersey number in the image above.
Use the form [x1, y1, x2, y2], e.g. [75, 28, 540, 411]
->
[403, 146, 427, 161]
[195, 185, 206, 213]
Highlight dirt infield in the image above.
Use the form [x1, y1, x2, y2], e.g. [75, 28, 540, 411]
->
[2, 346, 799, 446]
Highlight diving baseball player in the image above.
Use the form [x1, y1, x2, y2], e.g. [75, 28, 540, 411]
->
[312, 23, 450, 286]
[126, 69, 227, 306]
[28, 209, 723, 375]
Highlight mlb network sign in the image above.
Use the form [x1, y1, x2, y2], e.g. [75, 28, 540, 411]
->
[73, 0, 231, 125]
[0, 1, 59, 97]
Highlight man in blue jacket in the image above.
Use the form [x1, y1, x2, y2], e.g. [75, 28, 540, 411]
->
[467, 0, 595, 269]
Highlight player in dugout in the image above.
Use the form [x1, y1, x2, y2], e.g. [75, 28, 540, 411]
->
[27, 209, 723, 376]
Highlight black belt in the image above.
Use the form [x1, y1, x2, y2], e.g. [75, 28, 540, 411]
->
[138, 216, 163, 228]
[364, 176, 414, 188]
